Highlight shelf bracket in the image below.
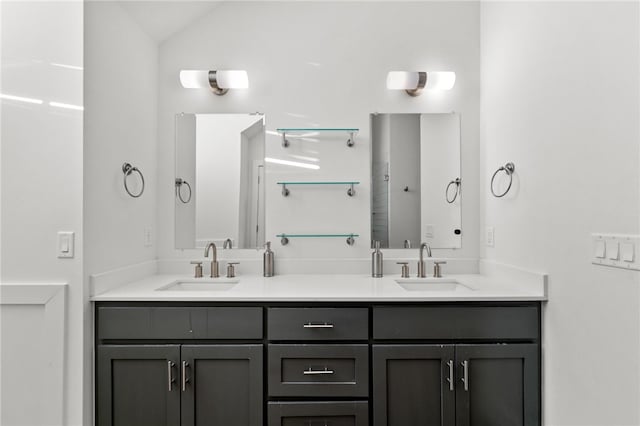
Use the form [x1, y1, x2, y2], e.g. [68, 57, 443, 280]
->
[281, 184, 290, 197]
[281, 132, 289, 148]
[280, 236, 289, 246]
[347, 183, 356, 197]
[347, 131, 355, 147]
[346, 234, 355, 246]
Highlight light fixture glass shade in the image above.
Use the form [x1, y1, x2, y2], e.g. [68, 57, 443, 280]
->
[424, 71, 456, 90]
[216, 70, 249, 89]
[179, 70, 210, 88]
[386, 71, 420, 90]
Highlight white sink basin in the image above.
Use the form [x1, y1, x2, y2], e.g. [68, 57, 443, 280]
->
[394, 277, 474, 292]
[157, 278, 239, 292]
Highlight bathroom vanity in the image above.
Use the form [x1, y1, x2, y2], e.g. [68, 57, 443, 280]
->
[94, 274, 544, 426]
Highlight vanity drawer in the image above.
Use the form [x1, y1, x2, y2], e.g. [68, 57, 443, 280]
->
[268, 401, 368, 426]
[268, 344, 369, 397]
[267, 308, 368, 340]
[97, 306, 263, 340]
[373, 305, 538, 340]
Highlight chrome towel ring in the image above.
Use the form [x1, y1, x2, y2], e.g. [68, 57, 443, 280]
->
[491, 162, 515, 198]
[122, 163, 145, 198]
[446, 177, 461, 203]
[175, 178, 192, 203]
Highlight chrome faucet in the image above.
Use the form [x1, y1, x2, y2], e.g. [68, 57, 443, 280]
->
[223, 238, 233, 249]
[417, 243, 432, 278]
[404, 239, 412, 249]
[204, 242, 219, 278]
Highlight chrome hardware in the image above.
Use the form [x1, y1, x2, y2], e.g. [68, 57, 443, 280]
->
[281, 132, 289, 148]
[347, 183, 356, 197]
[175, 178, 192, 203]
[446, 360, 454, 391]
[204, 242, 219, 278]
[346, 234, 355, 246]
[347, 131, 355, 147]
[167, 361, 176, 391]
[417, 243, 432, 278]
[226, 262, 239, 278]
[461, 360, 469, 391]
[433, 261, 447, 278]
[181, 361, 190, 392]
[491, 162, 515, 198]
[122, 162, 145, 198]
[223, 238, 233, 249]
[403, 239, 411, 249]
[303, 323, 334, 329]
[396, 262, 409, 278]
[190, 261, 203, 278]
[280, 236, 290, 245]
[281, 184, 290, 197]
[303, 367, 334, 375]
[446, 177, 461, 203]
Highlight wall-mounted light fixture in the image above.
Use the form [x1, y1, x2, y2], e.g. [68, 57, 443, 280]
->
[386, 71, 456, 97]
[179, 70, 249, 95]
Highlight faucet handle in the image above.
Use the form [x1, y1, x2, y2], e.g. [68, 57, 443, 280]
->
[433, 261, 447, 278]
[396, 262, 410, 278]
[190, 261, 203, 278]
[226, 262, 239, 278]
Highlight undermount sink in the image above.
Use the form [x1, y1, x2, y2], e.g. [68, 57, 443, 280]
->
[156, 278, 239, 292]
[394, 277, 474, 292]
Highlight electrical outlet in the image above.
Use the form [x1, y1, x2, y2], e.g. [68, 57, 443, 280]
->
[425, 224, 435, 239]
[486, 227, 495, 247]
[144, 227, 153, 247]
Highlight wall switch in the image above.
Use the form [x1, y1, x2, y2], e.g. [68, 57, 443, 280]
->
[144, 227, 153, 247]
[425, 224, 435, 239]
[606, 240, 619, 260]
[486, 227, 495, 247]
[594, 240, 606, 258]
[57, 231, 74, 258]
[622, 243, 635, 262]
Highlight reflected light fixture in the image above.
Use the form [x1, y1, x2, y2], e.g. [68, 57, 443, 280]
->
[386, 71, 456, 96]
[179, 70, 249, 95]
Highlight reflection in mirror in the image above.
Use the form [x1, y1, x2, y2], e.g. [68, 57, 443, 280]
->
[370, 113, 461, 249]
[175, 113, 266, 249]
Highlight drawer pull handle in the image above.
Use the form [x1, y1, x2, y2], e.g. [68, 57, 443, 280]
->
[303, 367, 334, 375]
[303, 323, 334, 328]
[446, 360, 454, 391]
[182, 361, 190, 392]
[167, 361, 175, 391]
[461, 360, 469, 391]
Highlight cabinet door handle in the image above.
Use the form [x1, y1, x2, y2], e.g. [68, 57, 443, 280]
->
[303, 323, 334, 329]
[303, 367, 334, 375]
[167, 361, 175, 391]
[446, 360, 454, 391]
[461, 360, 469, 391]
[182, 361, 190, 391]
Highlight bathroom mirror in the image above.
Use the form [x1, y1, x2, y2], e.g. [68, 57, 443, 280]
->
[175, 113, 266, 249]
[370, 113, 461, 249]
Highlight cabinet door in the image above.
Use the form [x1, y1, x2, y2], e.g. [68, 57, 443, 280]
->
[455, 344, 539, 426]
[97, 345, 180, 426]
[181, 345, 263, 426]
[373, 345, 455, 426]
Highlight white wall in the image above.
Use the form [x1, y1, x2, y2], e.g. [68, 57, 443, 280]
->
[84, 1, 158, 276]
[0, 1, 84, 425]
[157, 1, 480, 261]
[480, 2, 640, 425]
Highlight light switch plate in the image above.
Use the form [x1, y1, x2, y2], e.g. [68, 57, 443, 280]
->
[57, 231, 74, 258]
[486, 227, 495, 247]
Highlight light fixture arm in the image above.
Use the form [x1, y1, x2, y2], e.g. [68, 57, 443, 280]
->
[406, 72, 427, 97]
[208, 71, 229, 96]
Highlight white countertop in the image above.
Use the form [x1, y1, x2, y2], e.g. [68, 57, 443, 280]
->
[91, 272, 547, 302]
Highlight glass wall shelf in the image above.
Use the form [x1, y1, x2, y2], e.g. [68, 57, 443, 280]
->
[277, 181, 360, 197]
[276, 128, 359, 148]
[276, 233, 359, 246]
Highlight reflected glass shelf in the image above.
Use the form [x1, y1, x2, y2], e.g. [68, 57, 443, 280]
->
[277, 233, 360, 246]
[277, 181, 359, 197]
[276, 128, 359, 147]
